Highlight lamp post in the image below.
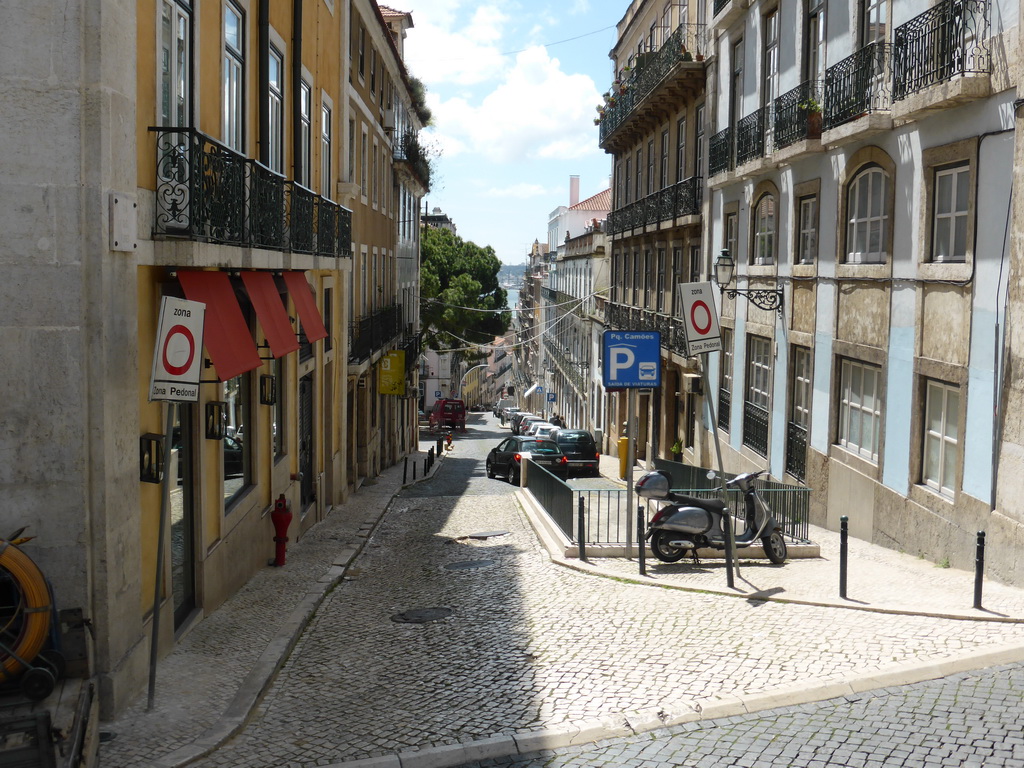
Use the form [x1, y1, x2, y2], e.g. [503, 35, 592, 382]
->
[713, 250, 785, 318]
[457, 363, 489, 402]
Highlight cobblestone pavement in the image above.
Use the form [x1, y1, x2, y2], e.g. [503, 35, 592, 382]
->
[98, 414, 1024, 768]
[458, 662, 1024, 767]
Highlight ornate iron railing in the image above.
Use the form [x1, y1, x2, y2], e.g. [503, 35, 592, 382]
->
[786, 421, 808, 481]
[151, 127, 352, 258]
[823, 42, 893, 130]
[743, 400, 770, 456]
[393, 131, 432, 189]
[736, 106, 769, 165]
[401, 335, 420, 372]
[349, 304, 402, 362]
[893, 0, 990, 100]
[713, 0, 729, 16]
[718, 388, 731, 430]
[599, 24, 707, 144]
[709, 128, 733, 176]
[773, 80, 823, 149]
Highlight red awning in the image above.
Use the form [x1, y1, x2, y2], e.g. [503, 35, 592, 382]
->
[241, 271, 299, 359]
[283, 272, 328, 342]
[178, 270, 262, 381]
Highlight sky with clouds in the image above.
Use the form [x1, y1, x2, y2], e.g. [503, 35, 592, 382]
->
[401, 0, 626, 264]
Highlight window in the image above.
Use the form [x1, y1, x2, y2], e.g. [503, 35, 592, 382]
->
[787, 346, 812, 480]
[635, 148, 643, 201]
[321, 104, 332, 198]
[763, 9, 779, 107]
[846, 166, 889, 263]
[621, 251, 630, 303]
[273, 357, 285, 459]
[744, 335, 772, 455]
[672, 247, 683, 312]
[806, 0, 826, 82]
[689, 244, 701, 283]
[358, 23, 365, 79]
[861, 0, 887, 46]
[838, 359, 882, 461]
[360, 129, 367, 196]
[932, 164, 969, 262]
[632, 251, 641, 305]
[797, 195, 818, 264]
[719, 328, 734, 431]
[624, 157, 632, 205]
[372, 142, 378, 207]
[643, 250, 652, 308]
[159, 0, 191, 127]
[731, 39, 744, 128]
[676, 114, 687, 182]
[267, 46, 284, 173]
[647, 139, 656, 195]
[922, 379, 959, 496]
[298, 81, 312, 186]
[224, 370, 252, 504]
[370, 48, 377, 94]
[656, 248, 666, 312]
[223, 2, 244, 151]
[752, 194, 776, 265]
[725, 211, 738, 260]
[694, 104, 705, 178]
[660, 130, 669, 189]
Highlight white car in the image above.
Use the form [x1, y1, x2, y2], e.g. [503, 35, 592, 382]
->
[522, 421, 555, 437]
[532, 424, 560, 440]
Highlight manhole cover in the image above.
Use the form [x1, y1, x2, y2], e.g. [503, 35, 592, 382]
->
[468, 530, 510, 539]
[444, 559, 496, 571]
[391, 608, 453, 624]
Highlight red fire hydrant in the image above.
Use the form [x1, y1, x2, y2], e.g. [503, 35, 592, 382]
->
[271, 494, 292, 567]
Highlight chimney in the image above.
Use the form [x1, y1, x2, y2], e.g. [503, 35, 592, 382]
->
[569, 175, 580, 206]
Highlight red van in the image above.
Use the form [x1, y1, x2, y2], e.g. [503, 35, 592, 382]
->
[429, 399, 466, 432]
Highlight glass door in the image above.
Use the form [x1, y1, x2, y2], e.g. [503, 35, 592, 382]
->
[171, 403, 196, 628]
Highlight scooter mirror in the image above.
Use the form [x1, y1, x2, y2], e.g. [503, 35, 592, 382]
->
[706, 470, 717, 480]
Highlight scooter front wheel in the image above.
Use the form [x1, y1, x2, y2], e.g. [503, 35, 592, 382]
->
[762, 531, 787, 564]
[650, 530, 690, 563]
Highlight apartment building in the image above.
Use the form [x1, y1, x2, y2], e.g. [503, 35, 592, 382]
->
[2, 0, 426, 718]
[602, 0, 1024, 583]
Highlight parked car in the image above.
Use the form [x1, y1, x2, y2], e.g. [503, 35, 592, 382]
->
[428, 398, 466, 431]
[493, 397, 516, 417]
[552, 429, 601, 477]
[485, 436, 567, 484]
[417, 409, 430, 426]
[499, 405, 520, 425]
[517, 415, 547, 436]
[532, 423, 560, 440]
[509, 411, 535, 434]
[522, 420, 554, 437]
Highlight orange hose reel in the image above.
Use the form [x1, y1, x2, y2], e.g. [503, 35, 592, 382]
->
[0, 541, 52, 681]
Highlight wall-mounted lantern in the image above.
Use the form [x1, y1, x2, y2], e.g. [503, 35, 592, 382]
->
[260, 374, 277, 406]
[205, 401, 227, 440]
[713, 249, 785, 318]
[140, 434, 164, 484]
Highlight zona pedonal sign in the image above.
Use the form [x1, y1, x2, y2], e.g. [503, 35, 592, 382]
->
[149, 296, 206, 402]
[678, 282, 722, 356]
[602, 330, 661, 389]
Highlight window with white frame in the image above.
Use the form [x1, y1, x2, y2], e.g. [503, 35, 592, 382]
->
[753, 194, 776, 265]
[676, 113, 687, 182]
[267, 47, 284, 173]
[695, 103, 705, 178]
[647, 139, 656, 195]
[932, 164, 969, 262]
[790, 346, 811, 428]
[838, 359, 882, 461]
[635, 148, 643, 201]
[159, 0, 191, 127]
[763, 9, 779, 107]
[797, 195, 818, 264]
[845, 166, 889, 263]
[922, 379, 959, 496]
[806, 0, 826, 82]
[360, 129, 367, 196]
[725, 211, 738, 261]
[660, 129, 669, 189]
[321, 103, 332, 198]
[223, 2, 244, 152]
[298, 81, 312, 186]
[347, 119, 355, 184]
[746, 335, 772, 411]
[656, 248, 666, 312]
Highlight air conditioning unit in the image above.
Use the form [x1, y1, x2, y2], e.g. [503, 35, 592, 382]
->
[383, 108, 396, 132]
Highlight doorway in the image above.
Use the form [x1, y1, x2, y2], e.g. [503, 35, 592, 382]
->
[170, 403, 196, 629]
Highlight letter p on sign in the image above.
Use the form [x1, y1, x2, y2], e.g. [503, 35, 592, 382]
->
[609, 346, 635, 380]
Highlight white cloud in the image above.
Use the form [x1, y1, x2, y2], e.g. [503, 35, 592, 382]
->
[484, 182, 550, 198]
[427, 45, 604, 163]
[404, 2, 509, 86]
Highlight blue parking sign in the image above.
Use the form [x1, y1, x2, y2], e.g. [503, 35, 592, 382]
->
[547, 392, 556, 402]
[602, 331, 661, 388]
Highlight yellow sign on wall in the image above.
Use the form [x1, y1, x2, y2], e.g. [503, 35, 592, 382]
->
[378, 350, 406, 395]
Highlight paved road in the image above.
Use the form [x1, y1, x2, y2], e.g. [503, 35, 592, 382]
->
[179, 417, 1024, 768]
[456, 662, 1024, 767]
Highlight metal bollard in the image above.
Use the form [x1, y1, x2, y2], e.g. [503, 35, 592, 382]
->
[428, 446, 434, 468]
[423, 458, 428, 476]
[412, 461, 416, 480]
[974, 531, 986, 610]
[403, 456, 408, 484]
[577, 495, 586, 562]
[637, 504, 646, 576]
[839, 515, 848, 599]
[436, 437, 443, 455]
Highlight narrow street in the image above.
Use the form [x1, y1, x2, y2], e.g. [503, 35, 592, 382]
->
[174, 413, 1024, 768]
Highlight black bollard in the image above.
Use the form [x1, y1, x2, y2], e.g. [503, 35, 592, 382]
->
[403, 456, 408, 484]
[412, 461, 416, 480]
[839, 515, 849, 599]
[577, 495, 587, 562]
[974, 531, 986, 610]
[423, 458, 428, 476]
[637, 504, 646, 576]
[436, 436, 443, 455]
[428, 446, 434, 469]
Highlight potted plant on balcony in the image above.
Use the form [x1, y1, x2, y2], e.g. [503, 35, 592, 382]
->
[798, 96, 823, 138]
[681, 46, 693, 62]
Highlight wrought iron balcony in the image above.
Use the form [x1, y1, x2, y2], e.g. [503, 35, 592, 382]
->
[718, 389, 731, 430]
[609, 177, 703, 236]
[892, 0, 990, 101]
[742, 400, 769, 457]
[735, 106, 769, 166]
[393, 131, 432, 190]
[709, 127, 733, 177]
[823, 42, 892, 131]
[349, 304, 402, 362]
[773, 80, 823, 149]
[152, 127, 352, 258]
[786, 421, 808, 481]
[598, 23, 707, 145]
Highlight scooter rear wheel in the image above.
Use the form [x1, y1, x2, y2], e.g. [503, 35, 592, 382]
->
[650, 530, 690, 563]
[762, 531, 787, 564]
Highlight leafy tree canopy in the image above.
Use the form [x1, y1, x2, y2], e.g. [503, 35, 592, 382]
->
[420, 227, 510, 352]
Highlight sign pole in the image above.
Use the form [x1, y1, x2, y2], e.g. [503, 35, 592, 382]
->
[147, 400, 175, 710]
[701, 364, 735, 589]
[625, 387, 636, 555]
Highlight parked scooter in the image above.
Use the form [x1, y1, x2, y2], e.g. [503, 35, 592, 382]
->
[635, 469, 788, 564]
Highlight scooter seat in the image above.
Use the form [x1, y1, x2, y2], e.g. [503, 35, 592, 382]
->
[670, 494, 728, 514]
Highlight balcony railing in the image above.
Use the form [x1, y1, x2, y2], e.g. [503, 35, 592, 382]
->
[393, 131, 432, 189]
[743, 400, 769, 457]
[718, 389, 731, 431]
[152, 127, 352, 258]
[603, 302, 690, 360]
[773, 80, 823, 149]
[893, 0, 990, 101]
[786, 421, 808, 481]
[599, 23, 707, 144]
[709, 127, 733, 177]
[735, 106, 769, 166]
[349, 304, 402, 362]
[823, 42, 893, 131]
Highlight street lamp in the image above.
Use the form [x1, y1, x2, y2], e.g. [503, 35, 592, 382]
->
[713, 249, 785, 318]
[457, 363, 489, 401]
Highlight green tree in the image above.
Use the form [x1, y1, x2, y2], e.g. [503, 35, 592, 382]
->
[420, 227, 510, 351]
